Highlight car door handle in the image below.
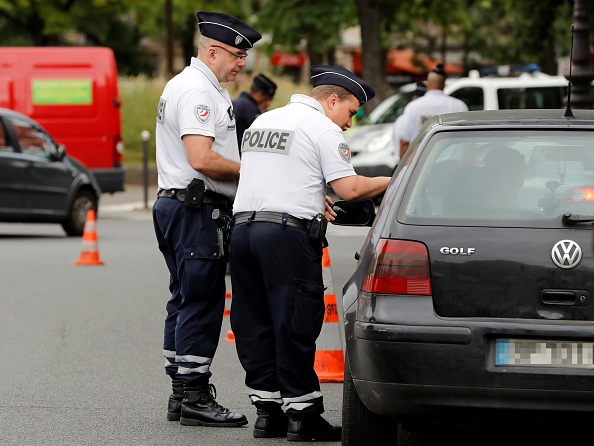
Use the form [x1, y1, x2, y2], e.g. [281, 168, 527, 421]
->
[542, 289, 590, 306]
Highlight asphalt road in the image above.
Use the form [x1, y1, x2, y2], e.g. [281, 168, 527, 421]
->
[2, 186, 584, 446]
[0, 186, 366, 446]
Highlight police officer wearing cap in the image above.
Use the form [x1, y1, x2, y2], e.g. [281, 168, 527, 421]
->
[152, 10, 261, 427]
[398, 63, 468, 159]
[229, 65, 391, 441]
[232, 73, 277, 152]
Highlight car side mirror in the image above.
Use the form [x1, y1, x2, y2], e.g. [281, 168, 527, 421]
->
[331, 199, 376, 227]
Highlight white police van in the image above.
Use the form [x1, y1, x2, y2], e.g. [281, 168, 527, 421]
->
[347, 70, 579, 177]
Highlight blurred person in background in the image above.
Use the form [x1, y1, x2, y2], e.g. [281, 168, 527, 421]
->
[391, 80, 426, 165]
[232, 73, 277, 154]
[399, 64, 468, 159]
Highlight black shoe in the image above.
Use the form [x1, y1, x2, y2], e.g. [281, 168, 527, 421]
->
[167, 378, 184, 421]
[253, 407, 288, 438]
[179, 383, 247, 427]
[287, 415, 342, 442]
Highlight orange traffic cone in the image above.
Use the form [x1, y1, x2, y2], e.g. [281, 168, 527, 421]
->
[223, 291, 232, 316]
[224, 329, 235, 343]
[314, 247, 344, 382]
[224, 289, 235, 342]
[73, 209, 104, 266]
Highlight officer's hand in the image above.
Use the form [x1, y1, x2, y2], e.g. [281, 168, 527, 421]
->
[324, 195, 336, 222]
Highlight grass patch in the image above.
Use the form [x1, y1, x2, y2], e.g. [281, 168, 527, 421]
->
[119, 72, 310, 166]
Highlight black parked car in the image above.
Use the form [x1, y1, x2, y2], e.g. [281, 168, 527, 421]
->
[0, 108, 100, 236]
[334, 108, 594, 445]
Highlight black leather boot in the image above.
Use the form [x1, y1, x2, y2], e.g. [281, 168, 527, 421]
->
[180, 383, 248, 427]
[253, 406, 288, 438]
[167, 378, 184, 421]
[287, 415, 342, 442]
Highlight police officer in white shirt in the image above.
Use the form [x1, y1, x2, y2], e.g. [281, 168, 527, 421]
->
[153, 10, 261, 428]
[229, 65, 390, 441]
[398, 63, 468, 159]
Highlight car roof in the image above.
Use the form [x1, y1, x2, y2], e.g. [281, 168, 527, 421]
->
[444, 73, 569, 90]
[0, 107, 34, 122]
[434, 108, 594, 128]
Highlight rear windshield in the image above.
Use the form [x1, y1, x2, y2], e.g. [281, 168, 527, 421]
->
[400, 130, 594, 228]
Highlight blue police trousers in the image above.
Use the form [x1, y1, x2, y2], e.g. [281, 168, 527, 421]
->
[229, 221, 326, 417]
[153, 197, 226, 385]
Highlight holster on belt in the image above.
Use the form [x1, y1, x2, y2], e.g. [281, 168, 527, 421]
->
[308, 213, 329, 249]
[184, 178, 205, 209]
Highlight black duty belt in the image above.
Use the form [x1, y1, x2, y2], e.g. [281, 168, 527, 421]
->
[233, 211, 309, 231]
[157, 188, 229, 208]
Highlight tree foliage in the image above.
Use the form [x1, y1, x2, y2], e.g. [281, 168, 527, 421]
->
[0, 0, 592, 101]
[254, 0, 357, 65]
[0, 0, 128, 45]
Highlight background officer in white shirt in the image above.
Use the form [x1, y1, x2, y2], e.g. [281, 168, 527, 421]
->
[229, 65, 390, 441]
[399, 63, 468, 158]
[152, 10, 260, 428]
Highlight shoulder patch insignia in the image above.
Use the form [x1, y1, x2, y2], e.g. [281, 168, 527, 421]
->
[195, 104, 211, 124]
[338, 142, 351, 162]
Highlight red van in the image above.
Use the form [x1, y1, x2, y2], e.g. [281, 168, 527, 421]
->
[0, 47, 124, 193]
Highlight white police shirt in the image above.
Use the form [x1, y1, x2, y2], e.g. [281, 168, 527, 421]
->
[399, 90, 468, 143]
[233, 94, 356, 220]
[155, 57, 239, 198]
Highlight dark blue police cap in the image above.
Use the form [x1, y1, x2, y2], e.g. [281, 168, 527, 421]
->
[310, 65, 375, 105]
[432, 63, 447, 77]
[253, 73, 277, 97]
[197, 11, 262, 50]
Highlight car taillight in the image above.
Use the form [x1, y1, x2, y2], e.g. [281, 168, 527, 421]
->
[114, 134, 123, 167]
[362, 239, 431, 295]
[564, 187, 594, 203]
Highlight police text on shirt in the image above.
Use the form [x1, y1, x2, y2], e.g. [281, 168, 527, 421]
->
[241, 129, 295, 154]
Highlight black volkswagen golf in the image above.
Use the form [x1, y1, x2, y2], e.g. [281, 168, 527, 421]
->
[337, 109, 594, 445]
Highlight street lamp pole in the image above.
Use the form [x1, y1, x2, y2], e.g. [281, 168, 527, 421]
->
[565, 0, 594, 109]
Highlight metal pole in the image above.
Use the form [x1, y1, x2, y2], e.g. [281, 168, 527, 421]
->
[141, 130, 150, 210]
[165, 0, 174, 76]
[565, 0, 594, 109]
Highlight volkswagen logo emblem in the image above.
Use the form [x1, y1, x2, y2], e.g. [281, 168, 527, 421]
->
[551, 240, 582, 269]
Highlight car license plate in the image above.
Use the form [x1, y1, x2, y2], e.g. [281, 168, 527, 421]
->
[495, 339, 594, 368]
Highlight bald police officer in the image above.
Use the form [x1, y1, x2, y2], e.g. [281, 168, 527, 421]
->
[229, 65, 391, 441]
[398, 63, 468, 159]
[153, 11, 261, 427]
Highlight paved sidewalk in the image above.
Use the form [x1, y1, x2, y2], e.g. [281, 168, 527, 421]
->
[99, 184, 158, 212]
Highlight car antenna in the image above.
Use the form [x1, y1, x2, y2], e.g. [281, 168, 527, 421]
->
[563, 25, 575, 118]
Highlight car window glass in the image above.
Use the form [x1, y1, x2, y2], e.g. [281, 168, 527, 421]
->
[401, 130, 594, 228]
[8, 117, 53, 158]
[449, 87, 483, 111]
[358, 89, 414, 126]
[375, 92, 413, 124]
[0, 122, 15, 152]
[497, 87, 565, 109]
